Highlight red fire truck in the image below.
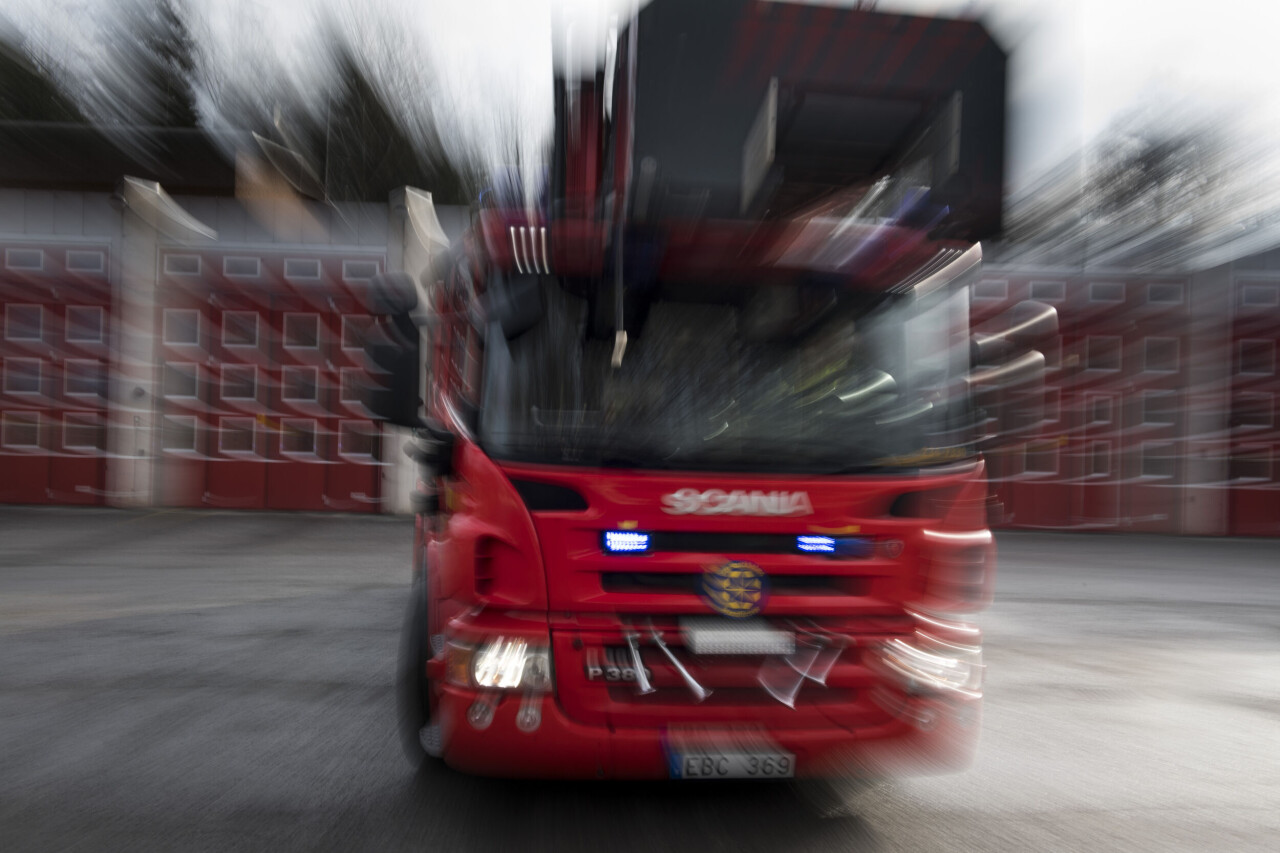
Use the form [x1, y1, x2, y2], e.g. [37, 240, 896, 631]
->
[369, 0, 1055, 780]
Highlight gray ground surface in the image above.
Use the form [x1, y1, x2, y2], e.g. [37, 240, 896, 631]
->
[1, 507, 1277, 852]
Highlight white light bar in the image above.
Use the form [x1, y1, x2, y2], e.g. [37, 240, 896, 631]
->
[681, 617, 796, 656]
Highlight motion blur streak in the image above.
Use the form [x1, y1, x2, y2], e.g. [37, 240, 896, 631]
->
[0, 0, 1278, 851]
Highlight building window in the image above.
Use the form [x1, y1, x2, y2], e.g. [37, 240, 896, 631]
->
[5, 248, 44, 270]
[1090, 396, 1113, 424]
[283, 314, 320, 349]
[218, 417, 257, 454]
[4, 358, 41, 394]
[284, 258, 321, 280]
[1, 411, 40, 447]
[1024, 440, 1058, 474]
[221, 311, 258, 348]
[163, 254, 201, 276]
[1089, 441, 1110, 477]
[223, 257, 260, 277]
[280, 419, 317, 455]
[1240, 284, 1280, 308]
[1044, 386, 1060, 422]
[161, 416, 197, 451]
[341, 316, 370, 350]
[5, 304, 42, 341]
[1231, 394, 1273, 429]
[221, 365, 257, 400]
[1029, 280, 1065, 302]
[64, 360, 104, 396]
[1147, 282, 1183, 304]
[1140, 442, 1176, 478]
[63, 413, 104, 450]
[1087, 336, 1122, 371]
[973, 279, 1008, 301]
[1141, 391, 1176, 425]
[1229, 445, 1271, 481]
[1144, 337, 1179, 373]
[66, 250, 105, 273]
[1089, 282, 1125, 303]
[342, 260, 380, 281]
[281, 366, 318, 401]
[338, 420, 377, 458]
[339, 367, 363, 403]
[162, 309, 200, 346]
[66, 306, 105, 343]
[162, 363, 199, 398]
[163, 253, 200, 274]
[1239, 340, 1275, 375]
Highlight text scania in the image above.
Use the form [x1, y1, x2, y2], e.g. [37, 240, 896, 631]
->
[661, 488, 815, 516]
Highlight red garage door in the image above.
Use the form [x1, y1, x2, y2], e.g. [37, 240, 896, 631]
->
[1227, 278, 1280, 535]
[155, 251, 384, 512]
[1, 244, 112, 505]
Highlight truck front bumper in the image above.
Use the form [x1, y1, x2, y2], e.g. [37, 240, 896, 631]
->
[434, 682, 981, 780]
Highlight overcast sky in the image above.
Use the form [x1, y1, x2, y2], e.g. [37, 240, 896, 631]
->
[6, 0, 1279, 194]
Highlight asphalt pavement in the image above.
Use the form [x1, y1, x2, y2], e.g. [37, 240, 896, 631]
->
[1, 506, 1277, 852]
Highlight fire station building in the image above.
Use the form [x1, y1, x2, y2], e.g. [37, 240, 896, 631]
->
[1, 133, 1276, 533]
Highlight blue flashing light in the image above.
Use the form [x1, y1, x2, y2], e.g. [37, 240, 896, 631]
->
[604, 530, 651, 553]
[797, 535, 837, 554]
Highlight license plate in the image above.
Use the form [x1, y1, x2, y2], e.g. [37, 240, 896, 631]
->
[680, 617, 795, 656]
[670, 748, 796, 779]
[666, 728, 795, 779]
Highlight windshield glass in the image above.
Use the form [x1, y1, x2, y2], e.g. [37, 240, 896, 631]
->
[478, 276, 975, 474]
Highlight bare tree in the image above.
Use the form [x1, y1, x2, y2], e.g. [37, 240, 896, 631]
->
[0, 26, 86, 123]
[86, 0, 201, 128]
[1088, 121, 1226, 224]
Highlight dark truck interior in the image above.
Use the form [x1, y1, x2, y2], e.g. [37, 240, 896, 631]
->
[569, 0, 1007, 240]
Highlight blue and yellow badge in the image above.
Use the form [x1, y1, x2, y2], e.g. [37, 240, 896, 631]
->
[700, 560, 769, 618]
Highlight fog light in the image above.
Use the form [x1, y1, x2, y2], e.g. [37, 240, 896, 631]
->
[467, 698, 495, 730]
[516, 694, 542, 732]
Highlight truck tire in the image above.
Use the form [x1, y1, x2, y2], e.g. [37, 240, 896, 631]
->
[396, 575, 435, 766]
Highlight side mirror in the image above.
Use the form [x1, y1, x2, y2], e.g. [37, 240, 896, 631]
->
[403, 422, 456, 478]
[486, 273, 542, 339]
[361, 274, 423, 428]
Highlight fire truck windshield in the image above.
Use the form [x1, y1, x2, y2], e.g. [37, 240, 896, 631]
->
[477, 277, 976, 474]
